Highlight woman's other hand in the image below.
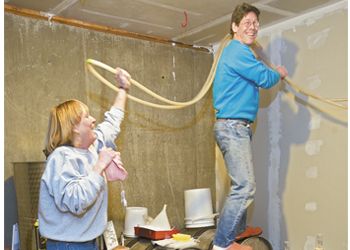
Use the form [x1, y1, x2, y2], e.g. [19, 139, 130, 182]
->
[94, 147, 117, 175]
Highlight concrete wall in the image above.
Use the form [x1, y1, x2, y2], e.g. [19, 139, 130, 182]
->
[5, 3, 348, 249]
[4, 13, 215, 248]
[216, 3, 347, 250]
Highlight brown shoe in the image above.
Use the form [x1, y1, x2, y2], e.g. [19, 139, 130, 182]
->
[228, 242, 252, 250]
[235, 226, 262, 241]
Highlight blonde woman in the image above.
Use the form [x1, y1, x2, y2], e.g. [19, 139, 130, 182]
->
[38, 68, 131, 250]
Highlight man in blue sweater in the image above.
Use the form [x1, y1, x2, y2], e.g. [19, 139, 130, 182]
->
[212, 3, 288, 250]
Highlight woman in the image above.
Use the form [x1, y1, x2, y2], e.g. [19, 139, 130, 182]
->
[38, 68, 131, 250]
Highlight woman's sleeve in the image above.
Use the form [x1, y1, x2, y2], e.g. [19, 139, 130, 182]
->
[42, 152, 105, 215]
[94, 107, 125, 152]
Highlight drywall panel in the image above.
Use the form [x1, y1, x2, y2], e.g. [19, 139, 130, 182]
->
[4, 13, 215, 249]
[254, 6, 347, 250]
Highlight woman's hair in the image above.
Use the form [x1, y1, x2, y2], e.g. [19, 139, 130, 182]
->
[43, 99, 89, 158]
[230, 3, 260, 35]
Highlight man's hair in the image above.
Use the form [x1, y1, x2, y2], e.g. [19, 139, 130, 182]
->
[230, 2, 260, 35]
[43, 99, 88, 157]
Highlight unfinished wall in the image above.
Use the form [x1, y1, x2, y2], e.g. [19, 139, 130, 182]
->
[4, 13, 215, 248]
[216, 3, 347, 250]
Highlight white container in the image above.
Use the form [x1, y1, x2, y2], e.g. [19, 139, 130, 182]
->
[184, 188, 215, 228]
[124, 207, 148, 237]
[185, 219, 215, 228]
[185, 217, 216, 228]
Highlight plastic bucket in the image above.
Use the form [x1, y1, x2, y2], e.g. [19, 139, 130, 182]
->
[184, 188, 215, 228]
[124, 207, 148, 238]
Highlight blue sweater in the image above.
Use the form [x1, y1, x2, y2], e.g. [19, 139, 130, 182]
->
[213, 40, 280, 121]
[38, 107, 124, 242]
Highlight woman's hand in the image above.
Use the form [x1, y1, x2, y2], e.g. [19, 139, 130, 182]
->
[115, 67, 131, 90]
[93, 147, 117, 175]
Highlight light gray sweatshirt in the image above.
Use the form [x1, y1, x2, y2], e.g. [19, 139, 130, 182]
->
[38, 107, 124, 242]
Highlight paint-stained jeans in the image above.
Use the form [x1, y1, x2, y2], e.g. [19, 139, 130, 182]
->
[213, 119, 256, 248]
[46, 239, 97, 250]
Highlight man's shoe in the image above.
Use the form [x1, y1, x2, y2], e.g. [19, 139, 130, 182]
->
[235, 226, 262, 241]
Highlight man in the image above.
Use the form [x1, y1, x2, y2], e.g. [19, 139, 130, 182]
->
[212, 3, 288, 250]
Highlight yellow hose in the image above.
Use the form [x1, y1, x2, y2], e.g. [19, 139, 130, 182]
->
[252, 40, 348, 110]
[86, 34, 347, 110]
[86, 34, 231, 109]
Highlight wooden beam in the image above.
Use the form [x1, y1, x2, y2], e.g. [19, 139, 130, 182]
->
[4, 4, 209, 52]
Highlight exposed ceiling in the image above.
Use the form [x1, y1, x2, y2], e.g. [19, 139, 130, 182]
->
[5, 0, 345, 47]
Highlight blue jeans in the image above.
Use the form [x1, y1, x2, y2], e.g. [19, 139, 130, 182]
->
[46, 239, 97, 250]
[213, 119, 256, 248]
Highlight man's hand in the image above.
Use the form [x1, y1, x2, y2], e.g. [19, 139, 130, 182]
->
[276, 65, 288, 79]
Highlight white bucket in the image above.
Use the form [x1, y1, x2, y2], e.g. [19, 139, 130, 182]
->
[184, 188, 215, 228]
[124, 207, 148, 237]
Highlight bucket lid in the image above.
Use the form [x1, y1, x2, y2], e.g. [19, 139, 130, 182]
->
[186, 218, 214, 225]
[185, 220, 215, 228]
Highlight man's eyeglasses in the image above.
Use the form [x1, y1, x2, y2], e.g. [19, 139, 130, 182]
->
[240, 21, 260, 29]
